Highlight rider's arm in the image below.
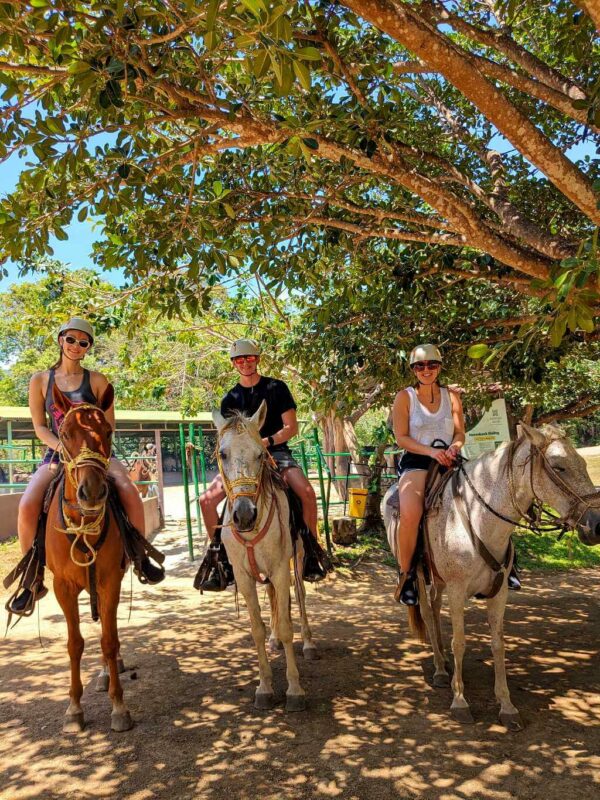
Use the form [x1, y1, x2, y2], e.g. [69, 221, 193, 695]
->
[392, 389, 441, 458]
[448, 390, 466, 456]
[262, 408, 298, 448]
[29, 372, 60, 450]
[92, 372, 116, 431]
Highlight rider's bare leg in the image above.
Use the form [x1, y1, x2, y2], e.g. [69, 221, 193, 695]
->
[397, 470, 427, 573]
[199, 475, 226, 541]
[108, 459, 146, 535]
[281, 468, 318, 540]
[17, 464, 57, 554]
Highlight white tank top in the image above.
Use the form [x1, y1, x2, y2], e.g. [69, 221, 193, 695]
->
[406, 386, 454, 447]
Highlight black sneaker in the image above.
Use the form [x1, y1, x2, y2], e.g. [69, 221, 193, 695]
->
[136, 557, 165, 585]
[303, 552, 328, 583]
[201, 563, 235, 592]
[8, 583, 48, 615]
[399, 572, 419, 606]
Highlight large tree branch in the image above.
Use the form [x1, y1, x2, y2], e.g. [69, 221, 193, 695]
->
[392, 56, 596, 131]
[535, 393, 600, 424]
[574, 1, 600, 30]
[146, 75, 556, 279]
[420, 0, 588, 100]
[341, 0, 599, 223]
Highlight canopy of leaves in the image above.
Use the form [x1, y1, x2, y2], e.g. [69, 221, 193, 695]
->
[0, 1, 598, 427]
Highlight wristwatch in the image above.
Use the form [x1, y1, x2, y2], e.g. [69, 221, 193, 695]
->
[267, 435, 276, 447]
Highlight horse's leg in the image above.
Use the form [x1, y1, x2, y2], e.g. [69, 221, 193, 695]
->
[53, 579, 85, 733]
[417, 573, 449, 687]
[98, 582, 133, 732]
[446, 583, 474, 724]
[266, 584, 283, 653]
[96, 650, 126, 692]
[271, 566, 306, 712]
[293, 542, 318, 660]
[432, 583, 451, 672]
[238, 573, 274, 709]
[487, 587, 523, 730]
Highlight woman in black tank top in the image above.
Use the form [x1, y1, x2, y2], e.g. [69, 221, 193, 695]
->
[9, 318, 164, 614]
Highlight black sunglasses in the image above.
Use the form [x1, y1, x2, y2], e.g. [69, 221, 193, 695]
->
[413, 360, 441, 371]
[64, 335, 91, 349]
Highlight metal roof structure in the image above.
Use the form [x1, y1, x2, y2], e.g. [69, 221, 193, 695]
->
[0, 406, 214, 438]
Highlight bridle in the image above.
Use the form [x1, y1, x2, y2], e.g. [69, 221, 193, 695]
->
[505, 438, 600, 536]
[56, 403, 111, 566]
[216, 422, 279, 584]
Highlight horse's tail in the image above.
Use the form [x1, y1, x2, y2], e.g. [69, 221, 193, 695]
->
[407, 605, 428, 643]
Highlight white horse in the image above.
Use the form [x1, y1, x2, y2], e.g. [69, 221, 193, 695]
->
[384, 423, 600, 729]
[213, 401, 318, 711]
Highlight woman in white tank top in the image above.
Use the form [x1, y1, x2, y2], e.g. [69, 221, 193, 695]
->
[391, 344, 465, 606]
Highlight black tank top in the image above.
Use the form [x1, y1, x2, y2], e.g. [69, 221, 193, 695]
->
[45, 368, 97, 436]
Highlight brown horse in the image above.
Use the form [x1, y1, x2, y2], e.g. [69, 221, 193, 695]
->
[46, 383, 133, 733]
[127, 453, 151, 497]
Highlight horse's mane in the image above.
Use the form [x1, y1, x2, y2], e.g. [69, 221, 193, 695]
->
[216, 411, 286, 493]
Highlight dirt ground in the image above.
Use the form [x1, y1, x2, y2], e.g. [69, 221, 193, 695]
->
[1, 522, 599, 800]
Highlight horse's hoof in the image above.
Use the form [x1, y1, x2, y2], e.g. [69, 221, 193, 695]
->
[111, 711, 133, 732]
[286, 694, 307, 713]
[451, 706, 474, 724]
[95, 672, 109, 692]
[254, 692, 275, 711]
[433, 673, 450, 688]
[117, 658, 126, 674]
[303, 646, 319, 661]
[63, 711, 85, 733]
[500, 711, 524, 731]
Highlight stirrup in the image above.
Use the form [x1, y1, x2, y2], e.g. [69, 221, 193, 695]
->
[395, 570, 419, 606]
[194, 543, 234, 593]
[6, 581, 48, 618]
[134, 557, 165, 585]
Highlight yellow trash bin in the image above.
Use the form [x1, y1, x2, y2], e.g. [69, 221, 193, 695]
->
[348, 488, 368, 518]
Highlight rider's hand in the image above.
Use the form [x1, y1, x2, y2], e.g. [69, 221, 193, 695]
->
[446, 445, 461, 461]
[430, 447, 453, 467]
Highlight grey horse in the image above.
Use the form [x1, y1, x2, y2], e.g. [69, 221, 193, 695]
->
[212, 401, 317, 712]
[384, 423, 600, 729]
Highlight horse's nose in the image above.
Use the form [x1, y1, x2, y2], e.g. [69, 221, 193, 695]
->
[77, 481, 108, 506]
[232, 499, 257, 531]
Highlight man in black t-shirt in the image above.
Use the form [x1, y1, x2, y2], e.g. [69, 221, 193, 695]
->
[198, 338, 324, 588]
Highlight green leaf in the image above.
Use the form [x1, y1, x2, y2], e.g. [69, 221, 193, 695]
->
[213, 180, 223, 197]
[241, 0, 266, 20]
[269, 52, 282, 85]
[296, 47, 322, 62]
[302, 137, 319, 151]
[77, 206, 88, 222]
[68, 60, 92, 75]
[467, 343, 489, 359]
[578, 315, 595, 333]
[223, 203, 235, 219]
[293, 60, 311, 91]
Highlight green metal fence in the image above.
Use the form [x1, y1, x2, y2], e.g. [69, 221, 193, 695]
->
[178, 422, 210, 561]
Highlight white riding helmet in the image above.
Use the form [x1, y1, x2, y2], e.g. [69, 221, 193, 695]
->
[58, 317, 95, 344]
[409, 343, 442, 365]
[229, 338, 261, 359]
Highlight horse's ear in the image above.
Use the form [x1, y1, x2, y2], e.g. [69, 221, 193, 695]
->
[52, 382, 74, 417]
[99, 383, 114, 412]
[518, 421, 547, 448]
[212, 409, 227, 432]
[249, 399, 267, 431]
